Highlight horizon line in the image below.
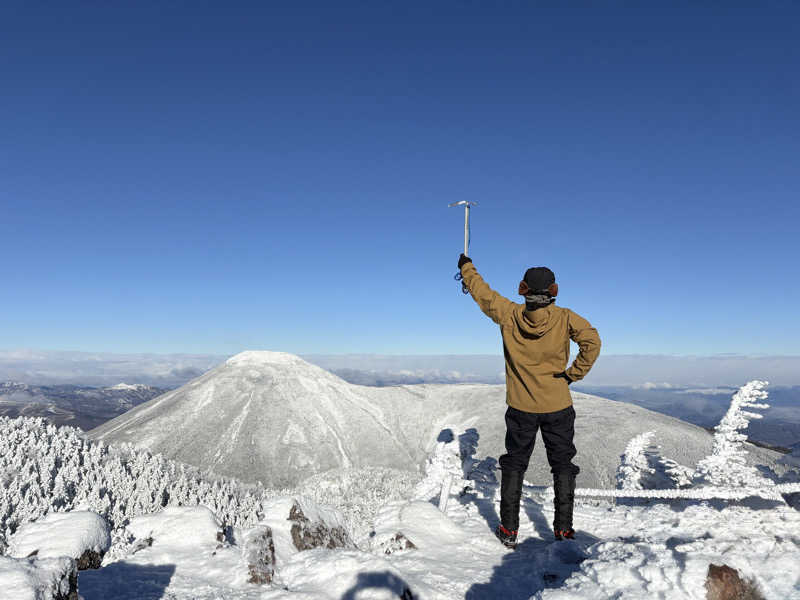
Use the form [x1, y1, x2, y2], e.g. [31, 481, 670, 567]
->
[2, 348, 800, 360]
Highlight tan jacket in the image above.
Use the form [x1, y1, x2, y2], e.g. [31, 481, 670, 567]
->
[461, 262, 601, 413]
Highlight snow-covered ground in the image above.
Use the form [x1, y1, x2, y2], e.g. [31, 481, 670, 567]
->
[74, 442, 800, 600]
[2, 380, 799, 599]
[9, 491, 798, 599]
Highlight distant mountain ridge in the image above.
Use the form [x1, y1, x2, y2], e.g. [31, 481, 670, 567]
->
[89, 351, 783, 489]
[0, 381, 167, 430]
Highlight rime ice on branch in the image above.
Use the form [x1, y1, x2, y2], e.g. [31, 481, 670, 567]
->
[616, 431, 656, 490]
[693, 380, 774, 489]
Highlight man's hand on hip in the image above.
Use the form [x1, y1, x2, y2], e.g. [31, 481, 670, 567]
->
[554, 372, 573, 385]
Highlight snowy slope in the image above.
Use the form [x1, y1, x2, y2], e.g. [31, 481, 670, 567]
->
[73, 428, 800, 600]
[89, 351, 781, 489]
[90, 352, 420, 488]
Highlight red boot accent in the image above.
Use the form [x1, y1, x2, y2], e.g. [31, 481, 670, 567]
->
[498, 525, 518, 536]
[554, 528, 575, 540]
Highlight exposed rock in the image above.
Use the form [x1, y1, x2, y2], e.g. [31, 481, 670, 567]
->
[242, 525, 276, 584]
[380, 533, 417, 555]
[288, 501, 350, 551]
[75, 548, 103, 570]
[706, 564, 765, 600]
[259, 496, 354, 568]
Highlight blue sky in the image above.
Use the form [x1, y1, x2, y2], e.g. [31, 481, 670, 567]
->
[2, 2, 798, 356]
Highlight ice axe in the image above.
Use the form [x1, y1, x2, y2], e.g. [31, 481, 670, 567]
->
[449, 201, 477, 294]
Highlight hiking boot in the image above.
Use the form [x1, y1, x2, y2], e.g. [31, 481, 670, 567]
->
[494, 524, 518, 548]
[553, 528, 575, 541]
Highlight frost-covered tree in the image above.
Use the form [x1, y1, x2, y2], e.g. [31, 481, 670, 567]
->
[0, 416, 422, 551]
[617, 432, 656, 490]
[294, 467, 418, 544]
[410, 428, 470, 507]
[0, 417, 278, 551]
[658, 456, 694, 489]
[618, 432, 702, 491]
[693, 380, 774, 489]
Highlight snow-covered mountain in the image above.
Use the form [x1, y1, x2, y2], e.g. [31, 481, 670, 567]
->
[0, 381, 167, 430]
[89, 352, 422, 488]
[89, 351, 782, 489]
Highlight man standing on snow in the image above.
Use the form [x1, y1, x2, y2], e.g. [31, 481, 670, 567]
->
[457, 254, 601, 547]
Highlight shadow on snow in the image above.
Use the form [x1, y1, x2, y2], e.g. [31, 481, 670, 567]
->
[464, 529, 596, 600]
[456, 428, 501, 534]
[340, 570, 416, 600]
[78, 562, 176, 600]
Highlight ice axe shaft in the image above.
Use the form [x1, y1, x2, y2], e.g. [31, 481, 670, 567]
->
[448, 201, 477, 256]
[449, 201, 477, 295]
[463, 204, 470, 255]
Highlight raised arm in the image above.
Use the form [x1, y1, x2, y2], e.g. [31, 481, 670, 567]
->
[564, 310, 601, 382]
[459, 256, 515, 325]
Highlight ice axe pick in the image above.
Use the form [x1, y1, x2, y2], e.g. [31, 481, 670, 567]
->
[449, 201, 477, 294]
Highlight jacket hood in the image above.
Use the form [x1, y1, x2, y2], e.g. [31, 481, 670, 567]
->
[514, 303, 559, 338]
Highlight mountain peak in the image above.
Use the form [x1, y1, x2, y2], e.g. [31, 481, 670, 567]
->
[108, 383, 149, 391]
[225, 351, 306, 368]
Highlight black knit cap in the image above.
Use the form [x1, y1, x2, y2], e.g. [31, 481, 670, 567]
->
[523, 267, 556, 293]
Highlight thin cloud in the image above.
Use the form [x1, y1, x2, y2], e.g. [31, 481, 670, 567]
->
[0, 350, 798, 388]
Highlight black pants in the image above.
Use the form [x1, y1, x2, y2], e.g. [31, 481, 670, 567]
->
[498, 405, 580, 476]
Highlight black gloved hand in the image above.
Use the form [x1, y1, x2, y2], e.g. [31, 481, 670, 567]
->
[554, 372, 573, 385]
[458, 254, 472, 269]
